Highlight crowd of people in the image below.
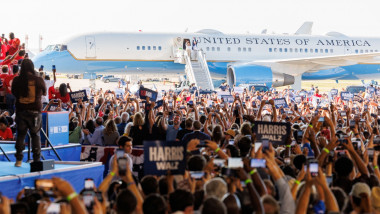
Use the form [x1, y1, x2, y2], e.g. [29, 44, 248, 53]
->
[0, 32, 380, 213]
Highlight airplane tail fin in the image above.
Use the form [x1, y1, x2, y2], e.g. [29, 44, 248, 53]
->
[295, 22, 313, 35]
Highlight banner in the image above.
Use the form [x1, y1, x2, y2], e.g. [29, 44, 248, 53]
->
[274, 98, 288, 109]
[340, 92, 353, 101]
[330, 89, 338, 96]
[69, 90, 88, 103]
[377, 89, 380, 96]
[252, 121, 291, 145]
[139, 87, 158, 101]
[144, 141, 187, 176]
[221, 95, 234, 103]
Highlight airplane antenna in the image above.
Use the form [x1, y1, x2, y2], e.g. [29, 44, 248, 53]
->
[39, 34, 43, 52]
[25, 34, 29, 51]
[261, 29, 267, 34]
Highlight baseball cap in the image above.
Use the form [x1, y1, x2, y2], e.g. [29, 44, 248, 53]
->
[350, 182, 371, 198]
[224, 129, 236, 137]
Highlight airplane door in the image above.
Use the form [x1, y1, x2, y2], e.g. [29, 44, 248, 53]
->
[85, 36, 96, 58]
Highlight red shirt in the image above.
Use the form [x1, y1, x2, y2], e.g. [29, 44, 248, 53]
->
[56, 92, 70, 103]
[0, 128, 13, 140]
[0, 44, 7, 60]
[48, 86, 56, 99]
[4, 74, 17, 94]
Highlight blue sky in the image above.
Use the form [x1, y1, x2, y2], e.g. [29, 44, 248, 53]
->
[6, 0, 380, 50]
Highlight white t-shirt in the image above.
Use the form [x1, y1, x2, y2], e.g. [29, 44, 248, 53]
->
[42, 80, 54, 104]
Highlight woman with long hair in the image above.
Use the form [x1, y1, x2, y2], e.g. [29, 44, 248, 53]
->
[103, 119, 119, 146]
[129, 112, 148, 145]
[11, 59, 46, 167]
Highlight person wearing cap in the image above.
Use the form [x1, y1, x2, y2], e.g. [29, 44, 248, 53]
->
[372, 186, 380, 213]
[348, 182, 372, 214]
[224, 129, 236, 141]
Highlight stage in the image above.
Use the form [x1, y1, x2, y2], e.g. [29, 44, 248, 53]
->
[0, 161, 104, 199]
[0, 142, 81, 162]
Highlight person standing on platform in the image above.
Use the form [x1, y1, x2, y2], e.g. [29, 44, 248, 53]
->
[11, 59, 46, 167]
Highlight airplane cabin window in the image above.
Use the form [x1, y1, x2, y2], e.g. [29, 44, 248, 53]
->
[142, 46, 145, 50]
[304, 48, 308, 53]
[137, 46, 140, 50]
[248, 48, 251, 52]
[325, 49, 328, 53]
[148, 46, 151, 50]
[320, 49, 323, 53]
[274, 48, 277, 52]
[269, 48, 272, 52]
[227, 47, 231, 52]
[153, 46, 156, 50]
[365, 50, 368, 53]
[238, 47, 241, 52]
[376, 50, 379, 52]
[243, 47, 246, 52]
[370, 50, 373, 52]
[295, 48, 298, 53]
[289, 48, 293, 52]
[212, 47, 215, 51]
[284, 48, 287, 52]
[310, 49, 313, 53]
[217, 47, 220, 51]
[61, 45, 67, 51]
[330, 49, 333, 53]
[279, 48, 282, 52]
[360, 50, 363, 53]
[158, 46, 162, 50]
[355, 50, 358, 53]
[315, 49, 318, 53]
[206, 47, 210, 51]
[300, 49, 303, 53]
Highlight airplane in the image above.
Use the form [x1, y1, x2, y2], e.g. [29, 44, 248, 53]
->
[32, 22, 380, 90]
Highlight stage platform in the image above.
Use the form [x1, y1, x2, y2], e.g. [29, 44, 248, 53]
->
[0, 143, 81, 162]
[0, 161, 104, 199]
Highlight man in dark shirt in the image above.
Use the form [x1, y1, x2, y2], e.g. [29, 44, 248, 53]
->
[182, 120, 210, 144]
[176, 118, 193, 141]
[11, 59, 46, 167]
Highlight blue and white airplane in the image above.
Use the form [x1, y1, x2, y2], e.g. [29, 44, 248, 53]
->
[32, 23, 380, 89]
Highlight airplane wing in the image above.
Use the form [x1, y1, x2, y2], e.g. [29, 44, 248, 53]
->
[251, 52, 380, 76]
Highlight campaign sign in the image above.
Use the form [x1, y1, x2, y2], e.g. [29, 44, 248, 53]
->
[144, 141, 187, 176]
[330, 89, 338, 96]
[368, 87, 375, 93]
[69, 90, 88, 103]
[139, 87, 158, 101]
[340, 92, 353, 101]
[274, 98, 288, 109]
[376, 90, 380, 96]
[221, 95, 234, 103]
[252, 121, 291, 145]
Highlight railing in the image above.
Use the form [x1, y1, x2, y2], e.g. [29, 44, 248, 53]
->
[196, 50, 214, 90]
[184, 51, 197, 86]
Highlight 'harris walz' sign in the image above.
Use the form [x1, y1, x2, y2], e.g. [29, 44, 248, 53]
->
[274, 98, 288, 109]
[69, 90, 88, 103]
[139, 87, 158, 102]
[144, 141, 187, 176]
[252, 121, 291, 145]
[340, 92, 353, 101]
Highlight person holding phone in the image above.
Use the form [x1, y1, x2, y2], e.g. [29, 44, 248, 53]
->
[108, 136, 134, 175]
[11, 59, 46, 167]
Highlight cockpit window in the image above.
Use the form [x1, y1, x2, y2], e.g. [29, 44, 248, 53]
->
[44, 45, 54, 51]
[44, 44, 67, 52]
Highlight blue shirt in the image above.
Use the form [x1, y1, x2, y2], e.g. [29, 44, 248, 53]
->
[86, 125, 104, 146]
[117, 122, 127, 136]
[182, 130, 211, 144]
[166, 125, 180, 141]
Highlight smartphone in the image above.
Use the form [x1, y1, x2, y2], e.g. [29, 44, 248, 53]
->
[284, 157, 291, 165]
[228, 139, 235, 145]
[326, 176, 333, 185]
[318, 117, 325, 122]
[117, 157, 128, 176]
[250, 159, 266, 168]
[84, 178, 95, 190]
[349, 120, 356, 129]
[221, 167, 238, 177]
[368, 148, 374, 161]
[309, 161, 319, 177]
[262, 139, 269, 153]
[82, 191, 95, 211]
[35, 179, 54, 191]
[190, 171, 204, 180]
[228, 158, 243, 168]
[90, 98, 94, 104]
[254, 142, 262, 153]
[46, 203, 61, 214]
[213, 159, 225, 167]
[340, 112, 346, 116]
[39, 65, 44, 70]
[297, 130, 303, 140]
[52, 65, 56, 70]
[196, 140, 208, 148]
[116, 149, 125, 159]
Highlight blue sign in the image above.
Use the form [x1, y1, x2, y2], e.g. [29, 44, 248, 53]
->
[139, 87, 158, 102]
[47, 112, 69, 146]
[274, 98, 288, 109]
[144, 141, 187, 176]
[330, 89, 338, 96]
[340, 92, 353, 101]
[221, 95, 234, 103]
[69, 90, 88, 103]
[252, 121, 291, 145]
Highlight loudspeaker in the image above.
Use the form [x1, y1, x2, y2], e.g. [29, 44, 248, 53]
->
[30, 159, 55, 172]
